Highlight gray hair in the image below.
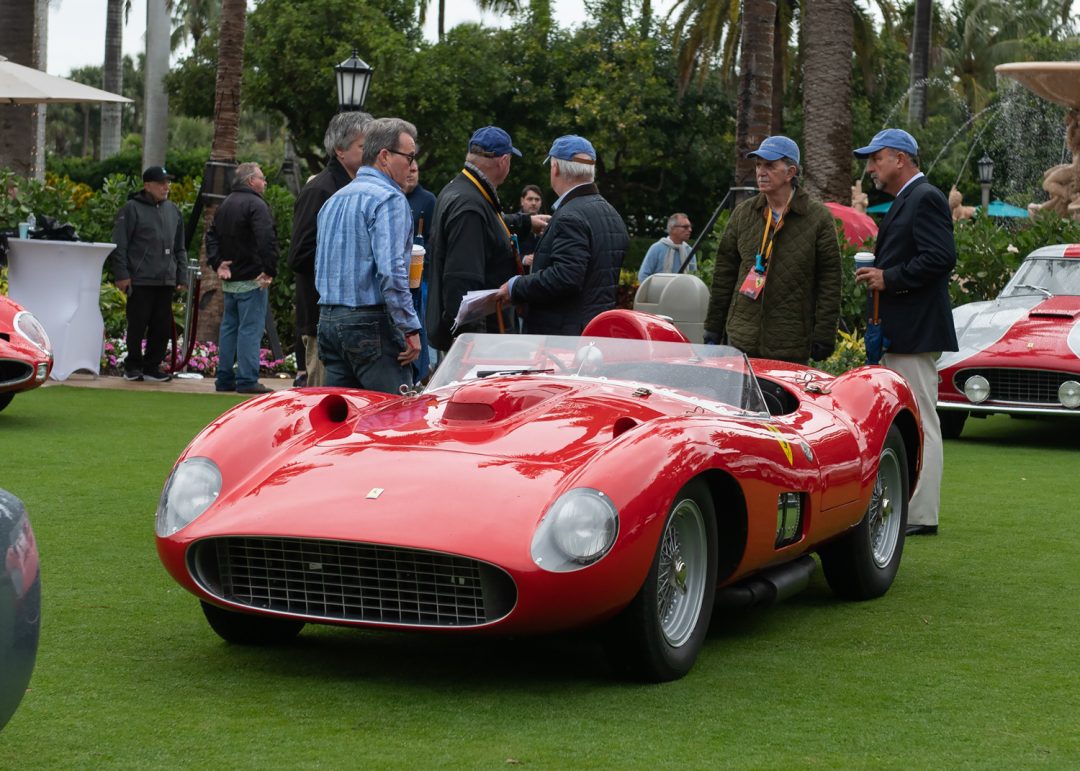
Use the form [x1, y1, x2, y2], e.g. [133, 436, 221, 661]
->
[552, 157, 595, 184]
[362, 117, 418, 166]
[235, 162, 262, 186]
[323, 111, 373, 157]
[666, 212, 689, 233]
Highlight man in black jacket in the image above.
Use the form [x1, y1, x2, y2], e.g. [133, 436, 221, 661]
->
[110, 166, 187, 383]
[497, 135, 629, 335]
[426, 126, 548, 351]
[206, 162, 278, 394]
[287, 111, 372, 386]
[854, 128, 958, 536]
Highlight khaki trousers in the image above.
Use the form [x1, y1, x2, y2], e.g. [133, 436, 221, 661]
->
[881, 351, 942, 527]
[303, 334, 325, 387]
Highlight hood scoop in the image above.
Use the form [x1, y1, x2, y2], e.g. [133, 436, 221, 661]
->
[1028, 296, 1080, 319]
[443, 380, 573, 424]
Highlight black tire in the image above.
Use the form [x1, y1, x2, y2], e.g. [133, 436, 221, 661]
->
[0, 392, 14, 413]
[820, 425, 909, 600]
[200, 601, 304, 645]
[608, 479, 718, 682]
[938, 409, 967, 440]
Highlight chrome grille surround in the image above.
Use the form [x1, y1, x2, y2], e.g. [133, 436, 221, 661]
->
[189, 537, 517, 628]
[953, 367, 1078, 405]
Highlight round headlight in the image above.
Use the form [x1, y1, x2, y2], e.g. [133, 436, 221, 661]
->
[155, 457, 221, 537]
[13, 311, 51, 356]
[1059, 380, 1080, 409]
[531, 488, 619, 572]
[963, 375, 990, 404]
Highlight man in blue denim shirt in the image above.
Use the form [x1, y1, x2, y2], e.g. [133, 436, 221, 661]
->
[315, 117, 423, 392]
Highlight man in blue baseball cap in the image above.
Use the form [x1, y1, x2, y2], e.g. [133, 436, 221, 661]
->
[853, 127, 957, 537]
[495, 134, 629, 334]
[703, 134, 841, 364]
[427, 126, 549, 350]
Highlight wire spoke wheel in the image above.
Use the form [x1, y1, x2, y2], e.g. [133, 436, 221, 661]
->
[868, 446, 902, 568]
[655, 497, 708, 648]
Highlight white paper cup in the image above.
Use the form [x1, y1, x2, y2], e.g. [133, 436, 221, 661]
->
[409, 245, 425, 289]
[853, 251, 875, 269]
[17, 222, 28, 239]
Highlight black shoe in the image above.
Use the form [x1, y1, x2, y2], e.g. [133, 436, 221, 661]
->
[906, 524, 938, 536]
[215, 384, 236, 392]
[142, 369, 172, 383]
[237, 383, 273, 394]
[123, 370, 143, 382]
[293, 373, 307, 388]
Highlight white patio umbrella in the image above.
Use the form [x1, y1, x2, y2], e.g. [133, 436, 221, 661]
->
[0, 55, 132, 105]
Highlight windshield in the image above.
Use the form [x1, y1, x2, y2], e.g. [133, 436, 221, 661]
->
[426, 334, 770, 416]
[1000, 257, 1080, 298]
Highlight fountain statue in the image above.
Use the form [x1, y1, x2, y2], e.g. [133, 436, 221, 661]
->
[996, 62, 1080, 220]
[850, 183, 869, 213]
[948, 185, 977, 221]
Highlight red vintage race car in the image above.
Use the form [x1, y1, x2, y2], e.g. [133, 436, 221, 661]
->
[0, 295, 52, 413]
[156, 310, 922, 681]
[937, 243, 1080, 438]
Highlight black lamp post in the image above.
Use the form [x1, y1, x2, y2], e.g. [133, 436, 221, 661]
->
[977, 153, 995, 210]
[335, 48, 373, 112]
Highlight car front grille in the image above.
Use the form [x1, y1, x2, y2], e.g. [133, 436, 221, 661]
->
[190, 537, 516, 628]
[0, 358, 33, 388]
[954, 367, 1078, 405]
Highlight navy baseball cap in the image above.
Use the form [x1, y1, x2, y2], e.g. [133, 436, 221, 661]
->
[469, 126, 521, 157]
[747, 136, 800, 165]
[142, 166, 173, 182]
[854, 128, 919, 158]
[546, 135, 596, 164]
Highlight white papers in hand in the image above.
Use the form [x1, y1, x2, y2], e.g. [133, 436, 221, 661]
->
[451, 288, 501, 333]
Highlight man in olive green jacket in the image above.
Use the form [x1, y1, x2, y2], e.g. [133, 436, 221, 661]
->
[703, 136, 842, 364]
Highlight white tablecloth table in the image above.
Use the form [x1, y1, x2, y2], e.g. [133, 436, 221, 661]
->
[6, 239, 115, 381]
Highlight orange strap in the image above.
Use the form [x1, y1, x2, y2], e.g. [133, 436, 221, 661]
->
[756, 190, 794, 272]
[461, 168, 523, 275]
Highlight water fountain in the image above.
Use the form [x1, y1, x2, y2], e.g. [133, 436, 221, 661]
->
[996, 61, 1080, 220]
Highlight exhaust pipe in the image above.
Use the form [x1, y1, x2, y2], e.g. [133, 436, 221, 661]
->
[714, 555, 816, 609]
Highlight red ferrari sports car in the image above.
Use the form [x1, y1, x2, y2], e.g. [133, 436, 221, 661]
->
[157, 310, 922, 681]
[0, 295, 52, 413]
[937, 243, 1080, 438]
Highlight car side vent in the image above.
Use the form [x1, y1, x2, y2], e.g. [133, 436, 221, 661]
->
[612, 416, 637, 438]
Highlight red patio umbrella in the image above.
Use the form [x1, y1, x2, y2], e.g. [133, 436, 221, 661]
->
[825, 202, 878, 246]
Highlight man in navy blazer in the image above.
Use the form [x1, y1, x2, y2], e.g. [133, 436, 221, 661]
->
[854, 128, 958, 536]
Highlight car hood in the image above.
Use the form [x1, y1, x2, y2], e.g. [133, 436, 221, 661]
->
[939, 295, 1080, 369]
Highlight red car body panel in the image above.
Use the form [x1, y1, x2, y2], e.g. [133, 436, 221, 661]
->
[157, 312, 921, 636]
[0, 295, 52, 400]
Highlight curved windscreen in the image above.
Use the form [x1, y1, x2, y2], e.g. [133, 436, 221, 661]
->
[426, 334, 769, 416]
[1000, 257, 1080, 298]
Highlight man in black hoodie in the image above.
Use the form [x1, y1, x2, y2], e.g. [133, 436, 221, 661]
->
[110, 166, 187, 382]
[206, 162, 278, 394]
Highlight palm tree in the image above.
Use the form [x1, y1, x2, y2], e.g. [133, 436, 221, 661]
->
[195, 0, 246, 342]
[907, 0, 931, 126]
[170, 0, 220, 50]
[420, 0, 520, 41]
[734, 0, 776, 192]
[0, 0, 46, 179]
[100, 0, 125, 159]
[143, 0, 170, 168]
[802, 0, 853, 203]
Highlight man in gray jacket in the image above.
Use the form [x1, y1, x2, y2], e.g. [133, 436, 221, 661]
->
[110, 166, 187, 382]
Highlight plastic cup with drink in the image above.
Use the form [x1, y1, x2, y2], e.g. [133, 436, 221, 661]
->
[409, 244, 425, 289]
[16, 222, 28, 239]
[853, 251, 875, 271]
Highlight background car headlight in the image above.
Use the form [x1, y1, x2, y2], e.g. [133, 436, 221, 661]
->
[155, 457, 221, 537]
[531, 488, 618, 572]
[1059, 380, 1080, 409]
[963, 374, 990, 404]
[13, 311, 51, 356]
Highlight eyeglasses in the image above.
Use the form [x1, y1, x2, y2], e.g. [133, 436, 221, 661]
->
[387, 149, 419, 165]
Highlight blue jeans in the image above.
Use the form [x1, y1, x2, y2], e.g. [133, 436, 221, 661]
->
[317, 305, 413, 394]
[216, 287, 268, 390]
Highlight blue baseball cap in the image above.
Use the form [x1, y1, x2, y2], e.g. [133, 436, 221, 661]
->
[469, 126, 521, 157]
[546, 135, 596, 164]
[747, 136, 800, 165]
[854, 128, 919, 158]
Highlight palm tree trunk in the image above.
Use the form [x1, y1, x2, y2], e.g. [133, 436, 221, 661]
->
[0, 0, 47, 179]
[802, 0, 853, 202]
[908, 0, 931, 126]
[142, 0, 170, 168]
[100, 0, 124, 159]
[195, 0, 247, 343]
[735, 0, 776, 198]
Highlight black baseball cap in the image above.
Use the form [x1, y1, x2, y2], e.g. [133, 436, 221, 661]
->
[142, 166, 174, 183]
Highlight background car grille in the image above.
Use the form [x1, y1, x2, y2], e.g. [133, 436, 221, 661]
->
[954, 367, 1077, 404]
[190, 537, 516, 627]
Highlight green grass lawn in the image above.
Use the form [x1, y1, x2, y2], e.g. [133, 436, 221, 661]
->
[1, 386, 1078, 768]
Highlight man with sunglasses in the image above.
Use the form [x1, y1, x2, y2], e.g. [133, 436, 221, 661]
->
[314, 117, 423, 393]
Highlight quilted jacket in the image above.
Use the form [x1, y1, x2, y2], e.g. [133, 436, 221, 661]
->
[704, 186, 842, 362]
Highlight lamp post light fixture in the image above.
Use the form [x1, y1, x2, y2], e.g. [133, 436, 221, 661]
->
[335, 48, 373, 112]
[977, 153, 995, 210]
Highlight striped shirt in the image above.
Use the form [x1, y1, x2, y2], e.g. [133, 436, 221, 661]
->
[315, 166, 420, 332]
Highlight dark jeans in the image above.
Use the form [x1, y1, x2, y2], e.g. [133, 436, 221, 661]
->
[216, 287, 268, 390]
[124, 285, 174, 373]
[317, 305, 413, 394]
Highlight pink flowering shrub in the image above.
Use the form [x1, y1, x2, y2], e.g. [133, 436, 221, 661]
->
[101, 337, 296, 377]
